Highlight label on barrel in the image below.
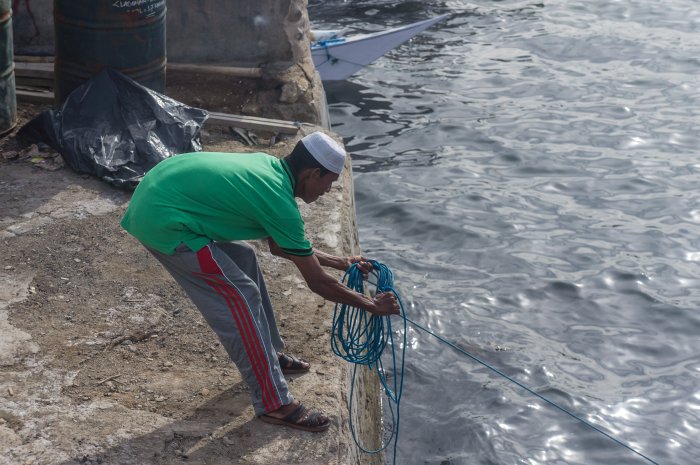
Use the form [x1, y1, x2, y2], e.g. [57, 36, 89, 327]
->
[112, 0, 164, 17]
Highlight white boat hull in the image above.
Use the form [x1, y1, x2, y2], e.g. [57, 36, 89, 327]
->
[312, 14, 448, 81]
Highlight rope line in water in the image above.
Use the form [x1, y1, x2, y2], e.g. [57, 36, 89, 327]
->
[405, 316, 661, 465]
[333, 260, 660, 465]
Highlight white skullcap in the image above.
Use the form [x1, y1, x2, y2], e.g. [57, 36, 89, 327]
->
[301, 132, 346, 174]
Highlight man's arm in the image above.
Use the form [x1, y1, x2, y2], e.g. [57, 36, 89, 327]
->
[269, 238, 370, 273]
[268, 238, 398, 316]
[289, 253, 399, 316]
[312, 248, 349, 270]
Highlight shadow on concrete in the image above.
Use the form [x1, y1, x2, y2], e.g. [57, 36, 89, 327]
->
[52, 382, 296, 465]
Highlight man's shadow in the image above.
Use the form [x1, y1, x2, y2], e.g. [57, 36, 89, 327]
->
[55, 381, 291, 465]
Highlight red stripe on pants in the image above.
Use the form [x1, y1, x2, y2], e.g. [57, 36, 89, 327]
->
[195, 246, 281, 413]
[210, 278, 280, 412]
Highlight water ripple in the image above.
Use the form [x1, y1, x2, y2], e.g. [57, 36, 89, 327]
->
[315, 0, 700, 463]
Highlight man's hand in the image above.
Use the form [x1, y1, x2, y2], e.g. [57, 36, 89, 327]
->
[371, 292, 401, 316]
[278, 247, 398, 316]
[347, 256, 372, 277]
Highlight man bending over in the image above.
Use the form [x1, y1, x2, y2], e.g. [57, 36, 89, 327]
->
[120, 132, 400, 432]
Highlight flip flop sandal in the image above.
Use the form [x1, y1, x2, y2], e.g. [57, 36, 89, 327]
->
[278, 352, 310, 374]
[259, 402, 330, 433]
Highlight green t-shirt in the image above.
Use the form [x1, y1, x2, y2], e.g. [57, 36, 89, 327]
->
[120, 152, 313, 256]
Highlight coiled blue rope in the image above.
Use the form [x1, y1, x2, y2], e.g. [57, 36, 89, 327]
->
[333, 260, 660, 465]
[331, 260, 406, 463]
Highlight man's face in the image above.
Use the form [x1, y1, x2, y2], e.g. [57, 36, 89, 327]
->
[300, 169, 339, 203]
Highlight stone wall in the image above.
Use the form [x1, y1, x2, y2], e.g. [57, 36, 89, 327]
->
[13, 0, 308, 69]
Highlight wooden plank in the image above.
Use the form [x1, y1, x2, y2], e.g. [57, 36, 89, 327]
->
[16, 88, 55, 104]
[13, 59, 299, 135]
[15, 76, 53, 89]
[168, 63, 263, 78]
[207, 112, 299, 134]
[14, 61, 263, 80]
[15, 89, 300, 134]
[14, 62, 53, 79]
[14, 55, 55, 63]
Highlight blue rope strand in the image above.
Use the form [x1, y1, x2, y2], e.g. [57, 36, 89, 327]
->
[405, 316, 661, 465]
[334, 260, 660, 465]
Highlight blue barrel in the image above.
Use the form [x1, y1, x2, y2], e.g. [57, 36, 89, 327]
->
[0, 0, 16, 134]
[53, 0, 166, 106]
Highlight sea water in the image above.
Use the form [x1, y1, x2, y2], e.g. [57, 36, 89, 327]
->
[312, 1, 700, 464]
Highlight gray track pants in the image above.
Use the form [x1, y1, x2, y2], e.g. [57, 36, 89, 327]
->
[146, 241, 293, 415]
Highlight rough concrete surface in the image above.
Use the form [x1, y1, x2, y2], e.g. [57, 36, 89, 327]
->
[0, 107, 383, 464]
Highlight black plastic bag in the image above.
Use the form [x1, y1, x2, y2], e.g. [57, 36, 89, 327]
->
[18, 68, 208, 189]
